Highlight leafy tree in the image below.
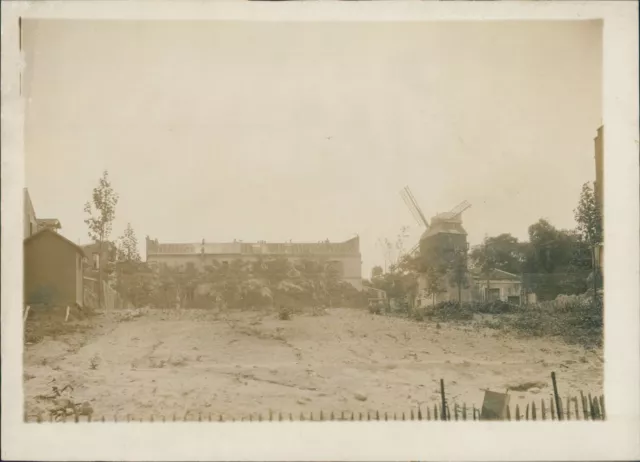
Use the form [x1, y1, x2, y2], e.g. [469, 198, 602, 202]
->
[520, 219, 592, 300]
[448, 248, 469, 304]
[470, 234, 524, 275]
[370, 265, 384, 280]
[84, 170, 119, 309]
[116, 223, 141, 263]
[574, 182, 603, 295]
[423, 264, 446, 306]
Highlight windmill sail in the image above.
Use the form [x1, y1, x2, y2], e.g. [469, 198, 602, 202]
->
[440, 200, 471, 220]
[400, 186, 429, 229]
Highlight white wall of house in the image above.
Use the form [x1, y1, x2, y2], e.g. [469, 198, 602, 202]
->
[474, 279, 522, 303]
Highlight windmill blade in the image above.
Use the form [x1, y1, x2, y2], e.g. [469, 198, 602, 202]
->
[400, 189, 424, 227]
[440, 200, 471, 219]
[404, 186, 430, 228]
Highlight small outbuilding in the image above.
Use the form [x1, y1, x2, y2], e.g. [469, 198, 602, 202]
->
[24, 229, 86, 307]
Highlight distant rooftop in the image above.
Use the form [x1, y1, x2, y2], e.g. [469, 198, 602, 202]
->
[146, 236, 361, 257]
[36, 218, 62, 230]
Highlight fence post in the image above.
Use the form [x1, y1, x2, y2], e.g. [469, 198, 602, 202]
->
[550, 398, 556, 420]
[435, 407, 440, 421]
[385, 412, 388, 421]
[541, 399, 546, 420]
[592, 398, 601, 420]
[515, 404, 520, 421]
[470, 406, 474, 421]
[376, 410, 380, 421]
[440, 379, 447, 421]
[599, 395, 606, 420]
[532, 402, 537, 421]
[588, 393, 595, 420]
[359, 412, 363, 421]
[565, 396, 571, 420]
[551, 372, 562, 420]
[462, 403, 467, 421]
[525, 403, 529, 420]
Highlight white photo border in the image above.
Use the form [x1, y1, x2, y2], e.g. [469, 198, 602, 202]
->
[2, 1, 638, 461]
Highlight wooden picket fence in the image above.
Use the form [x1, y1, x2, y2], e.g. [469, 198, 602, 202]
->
[26, 395, 605, 423]
[26, 372, 605, 423]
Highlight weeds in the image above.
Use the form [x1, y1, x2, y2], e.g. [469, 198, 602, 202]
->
[89, 354, 100, 370]
[278, 305, 293, 321]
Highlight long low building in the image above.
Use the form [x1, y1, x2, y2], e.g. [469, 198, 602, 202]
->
[145, 236, 363, 290]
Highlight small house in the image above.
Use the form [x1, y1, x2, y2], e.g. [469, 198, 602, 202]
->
[472, 268, 522, 305]
[24, 229, 86, 307]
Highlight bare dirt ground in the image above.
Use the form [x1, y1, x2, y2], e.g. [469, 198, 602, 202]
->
[24, 307, 603, 421]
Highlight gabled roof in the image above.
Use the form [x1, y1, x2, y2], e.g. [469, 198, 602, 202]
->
[471, 268, 521, 281]
[24, 228, 86, 258]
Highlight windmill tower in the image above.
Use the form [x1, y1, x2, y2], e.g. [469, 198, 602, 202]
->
[400, 186, 472, 263]
[400, 186, 473, 305]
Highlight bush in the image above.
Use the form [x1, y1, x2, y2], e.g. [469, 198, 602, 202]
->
[278, 305, 293, 320]
[368, 302, 382, 315]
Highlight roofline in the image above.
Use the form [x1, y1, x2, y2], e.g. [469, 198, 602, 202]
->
[24, 228, 86, 258]
[146, 236, 359, 246]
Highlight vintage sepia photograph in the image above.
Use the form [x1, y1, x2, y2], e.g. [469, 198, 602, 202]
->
[18, 16, 608, 425]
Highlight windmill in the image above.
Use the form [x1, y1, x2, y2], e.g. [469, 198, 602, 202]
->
[400, 186, 472, 257]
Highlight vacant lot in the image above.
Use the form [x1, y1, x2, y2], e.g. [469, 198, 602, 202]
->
[24, 308, 603, 420]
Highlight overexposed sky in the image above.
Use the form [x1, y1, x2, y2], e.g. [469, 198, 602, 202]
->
[23, 20, 602, 278]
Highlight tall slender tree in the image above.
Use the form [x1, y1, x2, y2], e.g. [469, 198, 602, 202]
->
[117, 223, 141, 263]
[84, 170, 119, 309]
[574, 181, 603, 297]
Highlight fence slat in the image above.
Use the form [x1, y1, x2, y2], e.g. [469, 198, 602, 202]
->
[462, 403, 467, 421]
[525, 403, 529, 421]
[417, 408, 422, 420]
[454, 404, 459, 421]
[550, 398, 555, 420]
[515, 404, 520, 421]
[541, 399, 546, 420]
[376, 410, 380, 421]
[565, 396, 571, 420]
[592, 398, 601, 420]
[426, 407, 431, 421]
[599, 395, 606, 420]
[506, 404, 511, 421]
[532, 402, 537, 421]
[588, 393, 595, 420]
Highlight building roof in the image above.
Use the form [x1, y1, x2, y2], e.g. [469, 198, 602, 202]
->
[36, 218, 62, 229]
[471, 268, 521, 281]
[147, 236, 361, 257]
[24, 228, 86, 258]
